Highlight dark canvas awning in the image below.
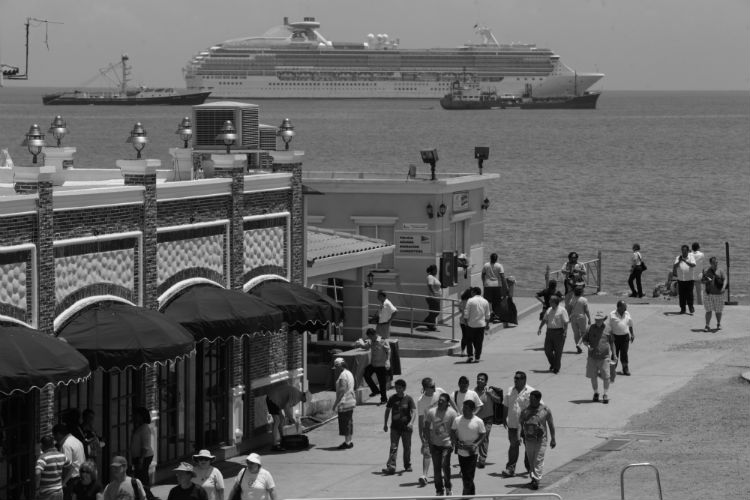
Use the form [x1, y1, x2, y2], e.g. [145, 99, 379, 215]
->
[162, 284, 284, 342]
[0, 323, 91, 396]
[57, 301, 195, 372]
[248, 280, 344, 328]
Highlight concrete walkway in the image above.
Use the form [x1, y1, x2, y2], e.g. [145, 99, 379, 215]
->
[153, 299, 749, 499]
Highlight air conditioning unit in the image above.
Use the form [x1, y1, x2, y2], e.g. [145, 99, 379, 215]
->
[192, 101, 259, 151]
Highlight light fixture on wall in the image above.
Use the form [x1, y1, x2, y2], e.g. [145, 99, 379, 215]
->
[278, 118, 295, 151]
[481, 197, 490, 210]
[216, 120, 237, 154]
[364, 271, 375, 288]
[175, 116, 193, 148]
[126, 122, 148, 159]
[437, 203, 447, 217]
[420, 148, 438, 180]
[474, 146, 489, 175]
[21, 124, 46, 164]
[426, 203, 434, 219]
[47, 115, 69, 147]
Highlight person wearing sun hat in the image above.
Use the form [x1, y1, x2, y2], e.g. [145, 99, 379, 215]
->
[582, 311, 616, 403]
[332, 357, 356, 449]
[227, 454, 276, 500]
[167, 462, 207, 500]
[191, 450, 224, 500]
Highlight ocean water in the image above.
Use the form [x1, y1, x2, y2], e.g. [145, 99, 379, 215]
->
[1, 88, 749, 298]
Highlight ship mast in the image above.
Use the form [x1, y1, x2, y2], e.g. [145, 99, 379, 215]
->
[2, 17, 63, 81]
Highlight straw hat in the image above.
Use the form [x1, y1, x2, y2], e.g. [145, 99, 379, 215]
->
[173, 462, 195, 476]
[246, 453, 262, 466]
[594, 311, 607, 321]
[193, 449, 215, 461]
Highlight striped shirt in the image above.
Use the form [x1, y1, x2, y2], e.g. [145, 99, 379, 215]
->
[36, 449, 70, 494]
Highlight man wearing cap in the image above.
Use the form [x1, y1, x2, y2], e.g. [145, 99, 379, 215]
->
[228, 454, 276, 500]
[266, 382, 307, 451]
[102, 456, 146, 500]
[582, 312, 616, 403]
[332, 358, 356, 449]
[167, 463, 207, 500]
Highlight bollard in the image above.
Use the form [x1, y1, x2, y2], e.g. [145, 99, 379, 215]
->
[725, 241, 738, 305]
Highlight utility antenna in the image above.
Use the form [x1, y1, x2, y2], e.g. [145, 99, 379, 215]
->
[3, 17, 63, 81]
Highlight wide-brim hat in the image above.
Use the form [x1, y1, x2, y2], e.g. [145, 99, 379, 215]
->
[333, 357, 345, 366]
[246, 453, 262, 465]
[193, 449, 215, 461]
[173, 462, 195, 476]
[594, 311, 606, 321]
[110, 456, 128, 467]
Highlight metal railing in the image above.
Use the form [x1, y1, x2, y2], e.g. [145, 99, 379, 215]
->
[288, 494, 562, 500]
[545, 251, 602, 294]
[621, 462, 663, 500]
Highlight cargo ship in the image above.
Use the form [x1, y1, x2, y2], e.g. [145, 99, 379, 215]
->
[43, 55, 211, 105]
[184, 17, 604, 99]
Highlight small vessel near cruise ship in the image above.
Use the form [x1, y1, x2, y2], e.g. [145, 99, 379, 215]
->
[43, 54, 211, 105]
[439, 79, 520, 110]
[184, 17, 604, 99]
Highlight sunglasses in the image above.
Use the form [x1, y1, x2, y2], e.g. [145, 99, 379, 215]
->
[514, 377, 525, 380]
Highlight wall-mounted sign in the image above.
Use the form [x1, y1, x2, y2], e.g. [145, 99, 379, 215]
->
[453, 191, 470, 212]
[402, 223, 428, 230]
[396, 232, 432, 255]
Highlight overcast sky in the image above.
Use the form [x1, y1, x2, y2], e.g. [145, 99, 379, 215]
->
[1, 0, 748, 90]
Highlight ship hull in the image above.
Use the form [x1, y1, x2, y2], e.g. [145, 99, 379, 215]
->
[42, 91, 211, 105]
[519, 92, 600, 109]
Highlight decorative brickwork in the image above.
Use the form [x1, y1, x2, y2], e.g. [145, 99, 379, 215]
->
[270, 162, 303, 284]
[37, 181, 55, 335]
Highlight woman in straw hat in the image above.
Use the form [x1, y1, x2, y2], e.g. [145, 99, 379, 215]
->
[167, 463, 207, 500]
[192, 450, 224, 500]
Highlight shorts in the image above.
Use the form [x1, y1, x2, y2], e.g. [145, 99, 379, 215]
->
[586, 357, 609, 380]
[703, 292, 725, 312]
[338, 409, 354, 436]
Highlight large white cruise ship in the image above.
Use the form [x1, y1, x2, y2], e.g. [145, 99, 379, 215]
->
[184, 17, 604, 99]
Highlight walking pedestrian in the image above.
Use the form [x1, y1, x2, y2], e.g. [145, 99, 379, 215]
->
[561, 252, 586, 296]
[52, 423, 85, 500]
[673, 245, 696, 314]
[582, 311, 616, 404]
[501, 372, 534, 478]
[192, 451, 224, 500]
[424, 265, 442, 330]
[167, 463, 207, 500]
[482, 253, 508, 322]
[535, 280, 563, 321]
[628, 244, 646, 298]
[374, 290, 398, 339]
[450, 400, 486, 496]
[356, 328, 391, 404]
[473, 373, 503, 469]
[458, 288, 471, 356]
[463, 287, 491, 362]
[102, 456, 146, 500]
[424, 393, 457, 496]
[691, 242, 706, 305]
[416, 378, 447, 487]
[701, 256, 727, 331]
[565, 284, 590, 354]
[266, 383, 306, 451]
[519, 391, 556, 491]
[129, 407, 156, 500]
[607, 301, 634, 376]
[381, 379, 416, 475]
[332, 358, 356, 449]
[227, 454, 276, 500]
[35, 435, 71, 500]
[538, 295, 569, 373]
[453, 376, 483, 412]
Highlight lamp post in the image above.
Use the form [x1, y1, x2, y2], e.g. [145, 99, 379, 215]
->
[126, 122, 148, 159]
[216, 120, 237, 154]
[175, 116, 193, 148]
[474, 146, 489, 175]
[21, 124, 46, 164]
[278, 118, 295, 151]
[420, 149, 438, 180]
[47, 115, 68, 147]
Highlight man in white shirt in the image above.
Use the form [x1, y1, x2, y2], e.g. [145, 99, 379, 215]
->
[375, 290, 398, 338]
[481, 253, 508, 322]
[453, 376, 483, 412]
[450, 400, 486, 496]
[464, 287, 491, 363]
[538, 295, 569, 374]
[691, 242, 705, 305]
[673, 244, 697, 314]
[501, 371, 534, 477]
[52, 424, 86, 500]
[606, 300, 635, 376]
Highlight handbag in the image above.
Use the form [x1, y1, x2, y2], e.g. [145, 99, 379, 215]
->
[640, 261, 647, 271]
[609, 358, 617, 383]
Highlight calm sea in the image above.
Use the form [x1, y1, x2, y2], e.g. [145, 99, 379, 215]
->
[1, 88, 749, 298]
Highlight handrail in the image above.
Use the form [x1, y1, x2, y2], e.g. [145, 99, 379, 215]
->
[287, 494, 563, 500]
[620, 462, 663, 500]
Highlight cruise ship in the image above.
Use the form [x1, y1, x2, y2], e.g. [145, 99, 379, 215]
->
[184, 17, 604, 99]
